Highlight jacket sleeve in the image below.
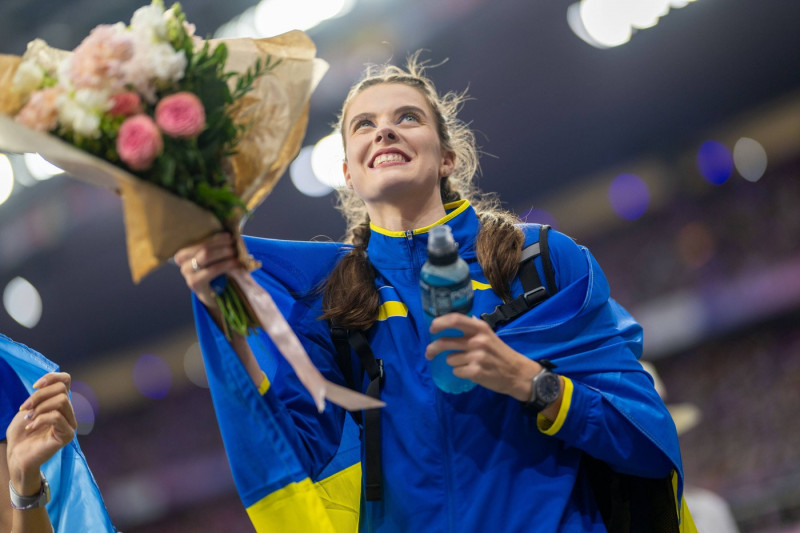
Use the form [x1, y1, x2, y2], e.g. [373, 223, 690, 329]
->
[500, 228, 682, 480]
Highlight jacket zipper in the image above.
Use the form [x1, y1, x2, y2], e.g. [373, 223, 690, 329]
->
[405, 229, 419, 270]
[410, 226, 453, 529]
[436, 391, 456, 532]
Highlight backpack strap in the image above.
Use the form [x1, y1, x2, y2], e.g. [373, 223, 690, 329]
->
[481, 224, 555, 330]
[331, 324, 356, 392]
[329, 324, 384, 501]
[538, 224, 557, 295]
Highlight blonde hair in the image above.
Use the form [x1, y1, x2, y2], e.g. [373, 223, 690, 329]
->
[322, 52, 524, 330]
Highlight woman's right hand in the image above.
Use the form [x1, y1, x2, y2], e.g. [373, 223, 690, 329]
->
[6, 373, 77, 498]
[173, 232, 240, 308]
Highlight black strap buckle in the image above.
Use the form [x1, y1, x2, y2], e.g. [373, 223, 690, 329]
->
[522, 286, 547, 307]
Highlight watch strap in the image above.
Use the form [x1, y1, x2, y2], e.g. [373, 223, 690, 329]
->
[9, 471, 50, 510]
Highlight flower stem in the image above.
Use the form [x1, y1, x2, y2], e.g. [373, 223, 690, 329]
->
[214, 280, 259, 341]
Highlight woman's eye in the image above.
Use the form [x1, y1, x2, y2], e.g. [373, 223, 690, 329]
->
[355, 119, 374, 131]
[399, 113, 419, 123]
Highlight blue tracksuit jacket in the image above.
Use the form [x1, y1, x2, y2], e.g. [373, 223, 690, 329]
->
[194, 200, 688, 532]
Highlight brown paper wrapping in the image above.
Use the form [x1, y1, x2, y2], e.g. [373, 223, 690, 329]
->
[0, 55, 22, 115]
[0, 31, 328, 283]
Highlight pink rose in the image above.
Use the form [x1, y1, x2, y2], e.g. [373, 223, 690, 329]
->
[117, 115, 163, 171]
[155, 91, 205, 138]
[110, 92, 142, 117]
[16, 88, 61, 132]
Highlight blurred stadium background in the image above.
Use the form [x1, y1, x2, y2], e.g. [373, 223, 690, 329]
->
[1, 0, 799, 531]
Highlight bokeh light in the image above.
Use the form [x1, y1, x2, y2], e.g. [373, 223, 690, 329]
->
[627, 0, 670, 30]
[133, 354, 173, 400]
[697, 140, 733, 185]
[23, 152, 63, 181]
[254, 0, 355, 36]
[733, 137, 768, 182]
[290, 145, 333, 197]
[569, 0, 701, 48]
[0, 154, 14, 205]
[184, 342, 209, 388]
[3, 276, 43, 328]
[71, 380, 100, 417]
[311, 133, 347, 189]
[578, 0, 632, 48]
[71, 391, 96, 435]
[608, 173, 650, 221]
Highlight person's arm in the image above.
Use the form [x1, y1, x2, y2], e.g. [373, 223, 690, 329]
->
[427, 228, 676, 478]
[1, 372, 77, 533]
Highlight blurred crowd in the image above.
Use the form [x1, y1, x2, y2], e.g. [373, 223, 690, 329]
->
[584, 155, 800, 532]
[588, 157, 800, 308]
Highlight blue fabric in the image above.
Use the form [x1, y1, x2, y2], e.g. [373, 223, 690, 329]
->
[0, 355, 28, 439]
[194, 202, 684, 532]
[193, 239, 361, 508]
[0, 334, 116, 532]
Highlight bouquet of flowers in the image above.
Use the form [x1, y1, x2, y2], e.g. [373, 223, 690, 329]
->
[0, 1, 379, 412]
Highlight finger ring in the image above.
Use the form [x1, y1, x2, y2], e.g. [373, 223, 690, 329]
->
[191, 257, 201, 272]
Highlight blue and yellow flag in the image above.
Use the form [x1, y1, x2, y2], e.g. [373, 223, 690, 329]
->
[0, 334, 116, 532]
[492, 240, 697, 532]
[195, 232, 697, 532]
[194, 238, 361, 532]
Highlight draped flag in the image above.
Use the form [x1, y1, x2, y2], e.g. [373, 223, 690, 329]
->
[194, 238, 362, 532]
[194, 231, 697, 532]
[0, 334, 117, 532]
[494, 239, 698, 532]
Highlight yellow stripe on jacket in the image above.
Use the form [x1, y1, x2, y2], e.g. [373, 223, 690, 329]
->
[377, 282, 491, 322]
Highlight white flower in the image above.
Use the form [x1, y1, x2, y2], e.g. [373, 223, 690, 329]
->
[130, 3, 168, 42]
[20, 39, 68, 78]
[74, 88, 112, 111]
[56, 58, 75, 93]
[123, 35, 186, 102]
[150, 42, 186, 83]
[13, 60, 45, 95]
[57, 88, 111, 138]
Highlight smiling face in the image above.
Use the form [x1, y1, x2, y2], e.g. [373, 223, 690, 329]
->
[341, 83, 455, 225]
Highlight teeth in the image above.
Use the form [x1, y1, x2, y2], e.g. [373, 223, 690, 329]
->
[373, 153, 407, 166]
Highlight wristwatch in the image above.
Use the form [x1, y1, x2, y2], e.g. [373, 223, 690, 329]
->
[9, 471, 50, 510]
[525, 364, 561, 413]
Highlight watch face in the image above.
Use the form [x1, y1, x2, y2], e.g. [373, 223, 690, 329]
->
[536, 371, 561, 403]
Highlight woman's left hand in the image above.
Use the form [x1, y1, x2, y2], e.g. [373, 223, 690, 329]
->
[425, 313, 542, 401]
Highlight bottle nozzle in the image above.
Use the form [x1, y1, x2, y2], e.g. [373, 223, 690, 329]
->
[427, 225, 458, 264]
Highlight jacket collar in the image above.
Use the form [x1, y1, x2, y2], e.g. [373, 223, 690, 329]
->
[367, 200, 478, 267]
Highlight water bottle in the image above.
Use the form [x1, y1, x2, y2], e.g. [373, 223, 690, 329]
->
[420, 225, 476, 394]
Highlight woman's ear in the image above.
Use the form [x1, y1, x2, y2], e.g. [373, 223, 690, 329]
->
[342, 161, 354, 189]
[439, 151, 455, 177]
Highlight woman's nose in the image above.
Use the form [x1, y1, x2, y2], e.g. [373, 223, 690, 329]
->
[375, 127, 397, 143]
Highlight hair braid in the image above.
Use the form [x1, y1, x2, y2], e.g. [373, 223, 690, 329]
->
[321, 218, 381, 329]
